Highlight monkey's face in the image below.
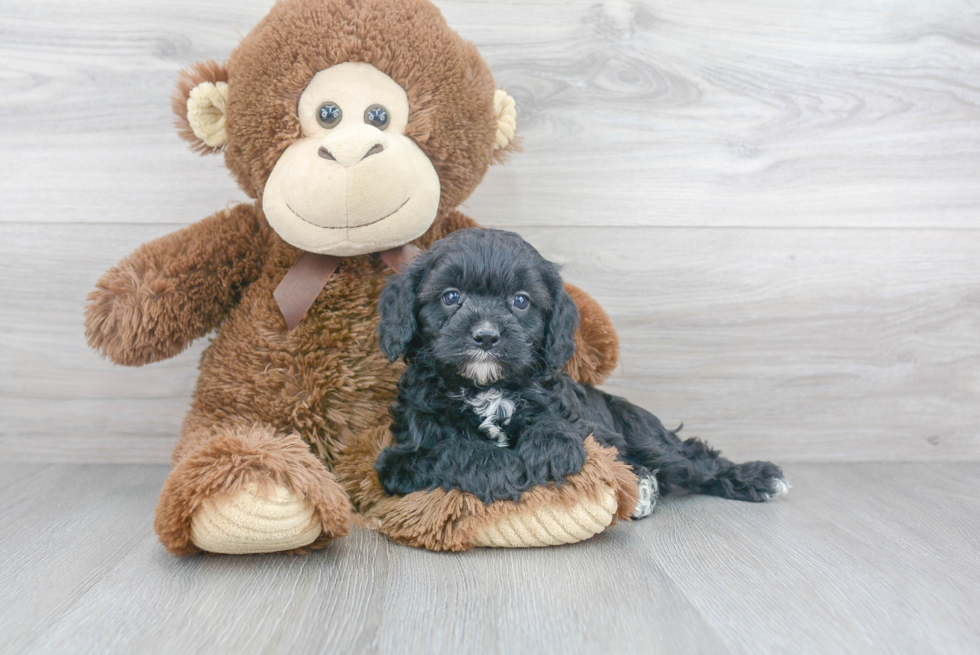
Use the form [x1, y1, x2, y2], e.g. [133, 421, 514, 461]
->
[262, 63, 441, 257]
[173, 0, 520, 257]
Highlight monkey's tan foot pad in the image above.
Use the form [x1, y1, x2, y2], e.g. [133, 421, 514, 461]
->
[154, 427, 352, 556]
[189, 482, 323, 554]
[469, 482, 619, 547]
[335, 424, 640, 551]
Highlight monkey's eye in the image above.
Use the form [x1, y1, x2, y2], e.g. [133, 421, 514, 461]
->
[442, 290, 461, 306]
[513, 294, 530, 310]
[316, 102, 342, 128]
[364, 104, 390, 130]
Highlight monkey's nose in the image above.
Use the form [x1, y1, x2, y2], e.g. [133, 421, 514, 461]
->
[362, 143, 384, 159]
[472, 326, 500, 351]
[318, 143, 384, 165]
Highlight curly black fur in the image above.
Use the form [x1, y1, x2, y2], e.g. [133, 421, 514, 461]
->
[375, 228, 787, 509]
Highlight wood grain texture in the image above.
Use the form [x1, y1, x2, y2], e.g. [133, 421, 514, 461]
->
[2, 463, 978, 654]
[2, 223, 978, 463]
[0, 464, 168, 654]
[1, 0, 978, 464]
[1, 0, 979, 227]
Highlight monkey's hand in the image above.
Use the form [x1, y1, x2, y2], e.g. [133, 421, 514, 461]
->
[562, 284, 620, 386]
[85, 203, 267, 366]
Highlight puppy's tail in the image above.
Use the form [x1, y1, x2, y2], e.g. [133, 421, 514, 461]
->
[652, 436, 789, 502]
[614, 401, 788, 503]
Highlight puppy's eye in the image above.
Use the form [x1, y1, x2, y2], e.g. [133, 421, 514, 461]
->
[442, 290, 461, 306]
[513, 294, 530, 310]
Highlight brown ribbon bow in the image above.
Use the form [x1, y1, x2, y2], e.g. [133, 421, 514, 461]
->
[273, 244, 422, 331]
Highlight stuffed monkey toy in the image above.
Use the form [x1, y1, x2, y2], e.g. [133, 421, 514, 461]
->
[85, 0, 636, 555]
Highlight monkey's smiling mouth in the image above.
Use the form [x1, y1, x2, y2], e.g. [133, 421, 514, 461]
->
[285, 197, 411, 230]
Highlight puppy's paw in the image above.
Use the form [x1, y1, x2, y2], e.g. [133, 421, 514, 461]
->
[730, 461, 789, 502]
[466, 479, 525, 505]
[520, 439, 587, 486]
[767, 475, 791, 499]
[380, 471, 422, 497]
[375, 448, 434, 497]
[432, 461, 527, 505]
[631, 470, 660, 519]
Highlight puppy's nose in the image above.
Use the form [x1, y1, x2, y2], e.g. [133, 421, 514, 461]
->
[472, 325, 500, 351]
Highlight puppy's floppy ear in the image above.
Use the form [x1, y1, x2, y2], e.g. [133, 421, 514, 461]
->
[378, 267, 422, 362]
[543, 272, 580, 371]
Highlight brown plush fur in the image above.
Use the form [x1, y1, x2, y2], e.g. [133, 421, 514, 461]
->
[85, 0, 623, 555]
[335, 425, 639, 551]
[564, 285, 621, 387]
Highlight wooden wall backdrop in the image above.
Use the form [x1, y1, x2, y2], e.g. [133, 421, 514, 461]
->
[1, 0, 978, 463]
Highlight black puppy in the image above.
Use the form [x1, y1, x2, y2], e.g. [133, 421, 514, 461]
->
[375, 228, 788, 515]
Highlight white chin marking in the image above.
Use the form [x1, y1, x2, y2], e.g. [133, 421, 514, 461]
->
[631, 471, 659, 519]
[770, 477, 791, 497]
[459, 359, 502, 386]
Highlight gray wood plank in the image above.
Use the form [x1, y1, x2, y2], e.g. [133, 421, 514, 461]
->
[24, 526, 729, 655]
[3, 223, 978, 463]
[364, 535, 729, 655]
[0, 464, 169, 655]
[3, 463, 979, 654]
[554, 226, 980, 463]
[648, 463, 980, 655]
[1, 0, 979, 228]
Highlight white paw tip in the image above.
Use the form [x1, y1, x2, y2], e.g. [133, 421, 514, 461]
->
[631, 472, 660, 519]
[770, 477, 791, 497]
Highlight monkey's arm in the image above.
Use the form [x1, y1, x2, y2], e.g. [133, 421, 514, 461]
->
[85, 203, 269, 366]
[432, 210, 620, 386]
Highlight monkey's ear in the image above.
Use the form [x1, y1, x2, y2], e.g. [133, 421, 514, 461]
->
[377, 269, 421, 363]
[543, 278, 581, 372]
[492, 89, 518, 152]
[173, 61, 229, 155]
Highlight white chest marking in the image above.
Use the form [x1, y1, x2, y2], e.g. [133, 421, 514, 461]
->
[461, 388, 515, 448]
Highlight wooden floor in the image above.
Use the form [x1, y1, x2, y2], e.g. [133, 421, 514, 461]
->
[2, 463, 977, 655]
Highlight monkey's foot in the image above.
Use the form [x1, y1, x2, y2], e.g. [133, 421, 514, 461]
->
[335, 425, 639, 551]
[189, 482, 323, 554]
[155, 426, 352, 555]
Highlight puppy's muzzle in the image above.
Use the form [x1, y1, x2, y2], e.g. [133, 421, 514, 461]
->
[472, 322, 500, 351]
